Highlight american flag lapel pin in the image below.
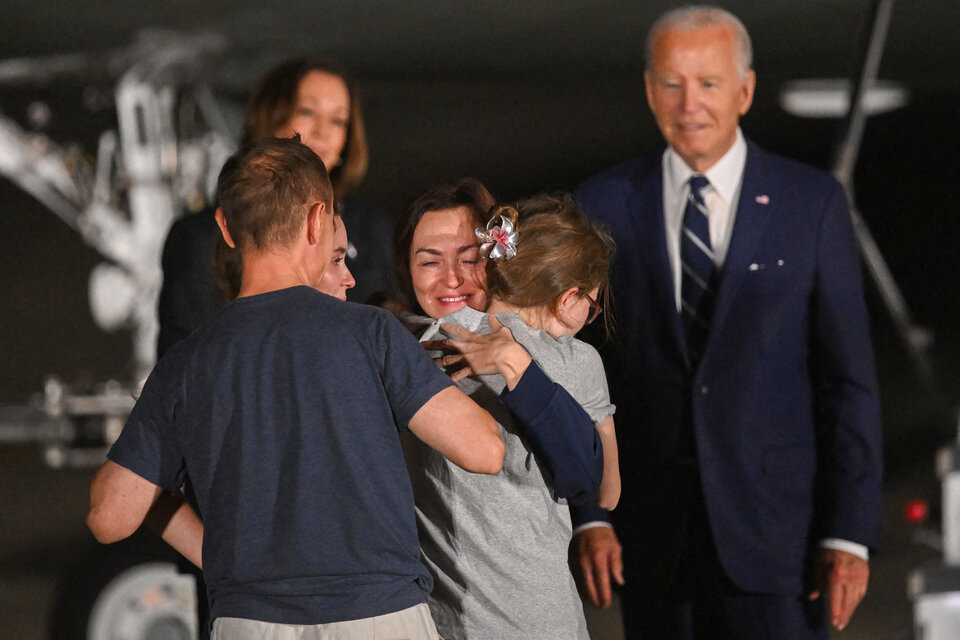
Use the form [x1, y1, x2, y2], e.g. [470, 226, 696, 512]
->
[755, 194, 770, 205]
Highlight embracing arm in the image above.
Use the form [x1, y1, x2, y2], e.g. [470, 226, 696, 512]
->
[144, 492, 204, 569]
[500, 361, 605, 504]
[594, 416, 620, 509]
[432, 317, 604, 503]
[408, 386, 504, 474]
[88, 460, 163, 544]
[90, 460, 204, 567]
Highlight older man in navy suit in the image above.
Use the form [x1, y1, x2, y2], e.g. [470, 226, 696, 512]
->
[571, 6, 882, 639]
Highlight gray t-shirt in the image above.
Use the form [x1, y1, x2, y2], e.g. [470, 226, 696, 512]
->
[405, 306, 614, 640]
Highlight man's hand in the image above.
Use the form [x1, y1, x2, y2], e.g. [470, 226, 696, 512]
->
[569, 526, 624, 609]
[422, 316, 532, 389]
[808, 548, 869, 631]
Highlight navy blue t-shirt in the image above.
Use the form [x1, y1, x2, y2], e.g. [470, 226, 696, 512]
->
[109, 286, 453, 624]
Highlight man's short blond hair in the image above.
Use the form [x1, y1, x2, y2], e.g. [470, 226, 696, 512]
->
[216, 136, 333, 253]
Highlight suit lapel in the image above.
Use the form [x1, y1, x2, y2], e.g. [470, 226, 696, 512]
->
[708, 143, 775, 340]
[625, 162, 688, 360]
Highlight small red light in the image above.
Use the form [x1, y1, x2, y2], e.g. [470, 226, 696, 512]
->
[903, 499, 928, 524]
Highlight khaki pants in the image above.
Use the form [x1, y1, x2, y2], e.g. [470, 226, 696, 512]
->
[210, 603, 441, 640]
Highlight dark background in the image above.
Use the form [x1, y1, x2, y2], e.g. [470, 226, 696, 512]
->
[1, 1, 958, 638]
[1, 1, 958, 405]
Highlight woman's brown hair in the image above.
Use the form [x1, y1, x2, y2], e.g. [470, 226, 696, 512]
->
[242, 57, 368, 200]
[484, 193, 615, 335]
[217, 57, 368, 300]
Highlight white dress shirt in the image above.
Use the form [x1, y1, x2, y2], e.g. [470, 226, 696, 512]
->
[663, 128, 747, 311]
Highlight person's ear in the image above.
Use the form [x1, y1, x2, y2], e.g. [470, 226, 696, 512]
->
[644, 70, 656, 113]
[558, 286, 580, 312]
[305, 202, 325, 245]
[214, 208, 236, 248]
[739, 69, 756, 116]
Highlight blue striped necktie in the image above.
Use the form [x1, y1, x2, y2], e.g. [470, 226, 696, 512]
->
[680, 175, 715, 364]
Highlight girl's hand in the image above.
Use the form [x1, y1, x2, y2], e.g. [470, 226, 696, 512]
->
[422, 316, 532, 389]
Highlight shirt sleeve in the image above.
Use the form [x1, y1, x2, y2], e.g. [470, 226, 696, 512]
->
[500, 361, 603, 504]
[571, 342, 616, 425]
[378, 311, 455, 430]
[570, 502, 613, 529]
[820, 538, 869, 561]
[107, 360, 187, 493]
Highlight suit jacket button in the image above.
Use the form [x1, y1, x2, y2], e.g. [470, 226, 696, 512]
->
[698, 385, 709, 395]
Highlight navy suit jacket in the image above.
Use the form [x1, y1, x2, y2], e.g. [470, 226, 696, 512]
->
[573, 141, 882, 594]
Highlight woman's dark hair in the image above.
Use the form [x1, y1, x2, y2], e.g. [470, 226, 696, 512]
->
[242, 56, 368, 200]
[216, 57, 367, 300]
[392, 178, 496, 313]
[484, 193, 615, 336]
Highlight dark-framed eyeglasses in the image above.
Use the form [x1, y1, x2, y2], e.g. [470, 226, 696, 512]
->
[584, 293, 603, 325]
